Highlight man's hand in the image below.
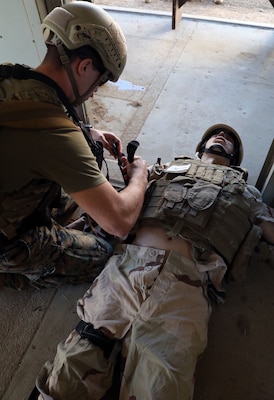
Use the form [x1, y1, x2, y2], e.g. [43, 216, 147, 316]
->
[90, 128, 123, 158]
[122, 156, 148, 192]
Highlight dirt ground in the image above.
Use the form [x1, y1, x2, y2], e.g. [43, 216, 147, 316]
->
[94, 0, 274, 24]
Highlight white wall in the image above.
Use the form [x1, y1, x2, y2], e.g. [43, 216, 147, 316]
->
[0, 0, 46, 67]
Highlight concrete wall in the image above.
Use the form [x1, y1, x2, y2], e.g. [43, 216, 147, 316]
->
[0, 0, 47, 66]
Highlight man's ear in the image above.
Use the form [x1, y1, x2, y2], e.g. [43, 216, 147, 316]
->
[77, 58, 93, 77]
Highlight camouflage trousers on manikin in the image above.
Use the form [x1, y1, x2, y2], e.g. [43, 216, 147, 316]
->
[0, 219, 113, 288]
[36, 244, 212, 400]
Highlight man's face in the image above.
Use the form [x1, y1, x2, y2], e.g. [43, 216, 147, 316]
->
[82, 68, 101, 100]
[75, 57, 109, 102]
[205, 130, 235, 155]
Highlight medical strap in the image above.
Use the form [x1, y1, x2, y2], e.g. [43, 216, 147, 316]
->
[76, 320, 119, 359]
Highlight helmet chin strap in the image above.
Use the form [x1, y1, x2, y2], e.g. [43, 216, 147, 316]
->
[57, 44, 110, 107]
[204, 144, 234, 161]
[71, 71, 110, 107]
[57, 44, 81, 105]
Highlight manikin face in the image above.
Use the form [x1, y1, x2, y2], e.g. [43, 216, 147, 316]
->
[205, 130, 235, 155]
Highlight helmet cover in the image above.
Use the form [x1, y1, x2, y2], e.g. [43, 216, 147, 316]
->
[41, 1, 127, 81]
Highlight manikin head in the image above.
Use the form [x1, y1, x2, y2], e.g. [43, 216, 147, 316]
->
[196, 124, 243, 166]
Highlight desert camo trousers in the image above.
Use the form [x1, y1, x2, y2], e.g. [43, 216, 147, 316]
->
[36, 244, 212, 400]
[0, 220, 113, 286]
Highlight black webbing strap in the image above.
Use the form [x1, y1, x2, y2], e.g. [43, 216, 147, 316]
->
[76, 320, 117, 358]
[0, 64, 77, 119]
[28, 386, 40, 400]
[0, 63, 105, 170]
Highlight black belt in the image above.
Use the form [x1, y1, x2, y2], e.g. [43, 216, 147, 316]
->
[76, 320, 117, 358]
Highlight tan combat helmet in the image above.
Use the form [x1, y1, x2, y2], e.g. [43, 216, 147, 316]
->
[196, 123, 243, 166]
[41, 1, 127, 83]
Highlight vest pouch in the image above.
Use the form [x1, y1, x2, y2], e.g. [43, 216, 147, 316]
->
[187, 180, 221, 210]
[160, 178, 221, 229]
[185, 180, 221, 228]
[159, 176, 195, 218]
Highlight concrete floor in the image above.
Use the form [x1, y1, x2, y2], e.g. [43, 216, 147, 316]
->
[91, 8, 274, 185]
[1, 9, 274, 400]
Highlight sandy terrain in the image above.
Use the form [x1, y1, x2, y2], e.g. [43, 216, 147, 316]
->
[94, 0, 274, 25]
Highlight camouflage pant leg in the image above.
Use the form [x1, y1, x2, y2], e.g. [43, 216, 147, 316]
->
[36, 245, 166, 400]
[0, 220, 113, 286]
[35, 245, 211, 400]
[120, 250, 211, 400]
[37, 331, 115, 400]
